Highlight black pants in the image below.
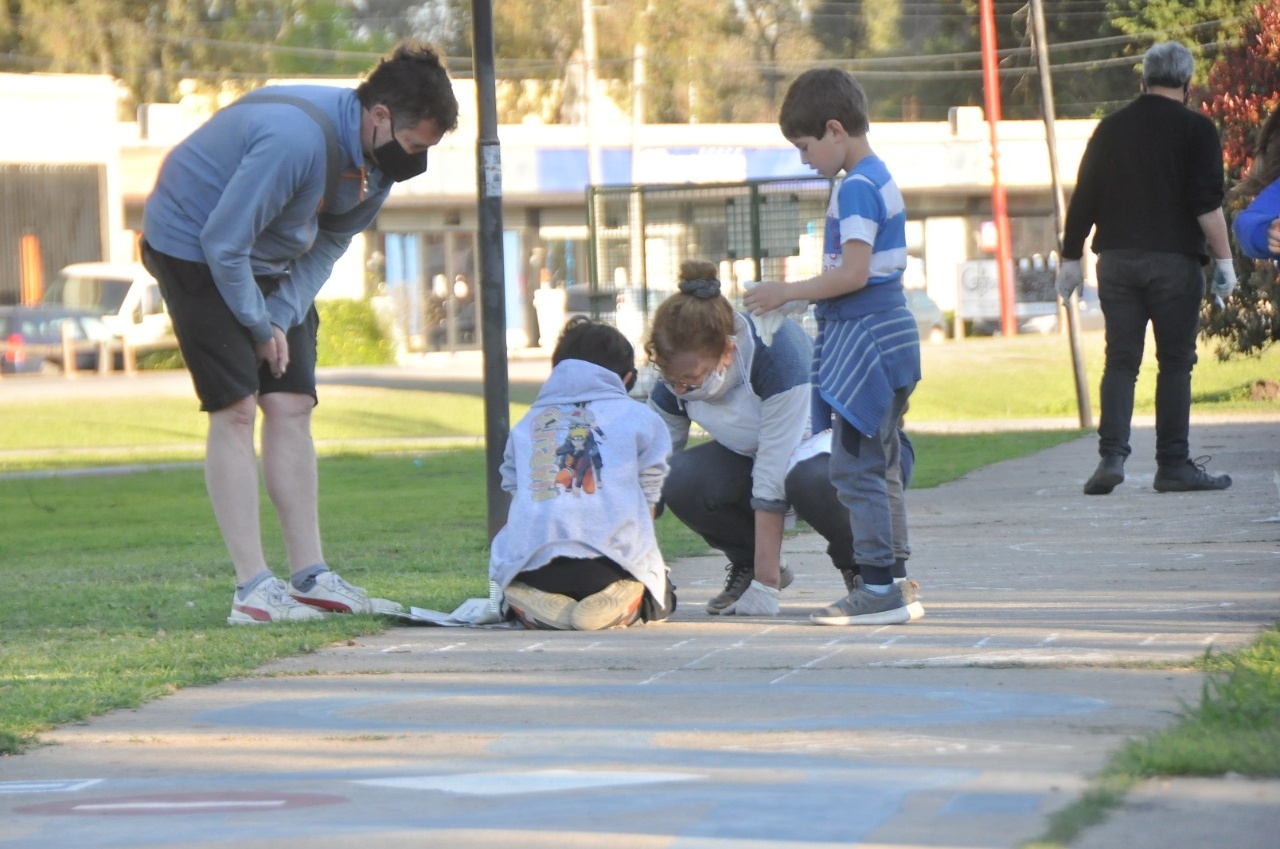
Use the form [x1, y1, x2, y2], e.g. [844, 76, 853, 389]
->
[519, 557, 674, 621]
[1096, 250, 1203, 466]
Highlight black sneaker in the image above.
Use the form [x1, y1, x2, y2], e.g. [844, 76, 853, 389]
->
[1083, 454, 1125, 495]
[706, 562, 794, 614]
[1153, 456, 1232, 493]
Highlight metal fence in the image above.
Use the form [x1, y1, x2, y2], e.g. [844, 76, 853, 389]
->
[584, 178, 831, 337]
[1, 164, 105, 305]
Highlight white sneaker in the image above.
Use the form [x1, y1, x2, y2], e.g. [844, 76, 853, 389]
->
[289, 570, 372, 614]
[228, 577, 327, 625]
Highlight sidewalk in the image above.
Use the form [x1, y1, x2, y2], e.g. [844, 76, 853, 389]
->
[1, 403, 1278, 846]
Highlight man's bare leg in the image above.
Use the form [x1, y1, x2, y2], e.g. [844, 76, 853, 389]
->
[258, 391, 324, 576]
[206, 395, 270, 584]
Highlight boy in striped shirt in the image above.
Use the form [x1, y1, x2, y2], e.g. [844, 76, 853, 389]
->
[745, 68, 922, 625]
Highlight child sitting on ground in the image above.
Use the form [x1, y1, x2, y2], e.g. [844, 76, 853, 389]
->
[490, 317, 675, 630]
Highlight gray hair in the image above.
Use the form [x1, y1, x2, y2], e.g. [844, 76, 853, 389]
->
[1142, 41, 1194, 89]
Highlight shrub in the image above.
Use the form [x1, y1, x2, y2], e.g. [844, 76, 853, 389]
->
[317, 298, 396, 366]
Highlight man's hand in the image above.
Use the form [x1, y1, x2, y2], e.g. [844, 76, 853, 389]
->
[1211, 258, 1237, 302]
[743, 280, 792, 315]
[1268, 217, 1280, 256]
[1055, 260, 1083, 304]
[256, 325, 289, 378]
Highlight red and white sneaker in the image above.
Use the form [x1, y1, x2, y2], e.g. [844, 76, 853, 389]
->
[228, 577, 327, 625]
[289, 570, 373, 614]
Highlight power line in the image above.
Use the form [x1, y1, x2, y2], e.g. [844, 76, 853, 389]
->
[0, 9, 1248, 85]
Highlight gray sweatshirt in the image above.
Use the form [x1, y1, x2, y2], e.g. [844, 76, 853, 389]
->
[489, 359, 673, 608]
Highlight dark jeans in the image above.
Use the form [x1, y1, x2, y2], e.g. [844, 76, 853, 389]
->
[1096, 250, 1203, 466]
[519, 556, 673, 622]
[785, 429, 915, 576]
[664, 428, 917, 579]
[662, 441, 757, 569]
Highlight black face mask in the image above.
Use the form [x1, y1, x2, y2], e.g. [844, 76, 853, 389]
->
[372, 116, 428, 183]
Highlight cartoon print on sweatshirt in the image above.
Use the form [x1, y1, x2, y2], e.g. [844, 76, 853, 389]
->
[529, 403, 605, 500]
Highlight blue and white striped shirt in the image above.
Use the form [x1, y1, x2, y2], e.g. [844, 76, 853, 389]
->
[823, 155, 908, 286]
[813, 155, 920, 437]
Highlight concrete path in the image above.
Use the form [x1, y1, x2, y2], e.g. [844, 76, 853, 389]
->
[1, 379, 1278, 846]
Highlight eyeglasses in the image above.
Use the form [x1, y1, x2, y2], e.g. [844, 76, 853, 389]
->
[660, 362, 715, 393]
[663, 375, 706, 393]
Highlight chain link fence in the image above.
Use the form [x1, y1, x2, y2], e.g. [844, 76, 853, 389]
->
[584, 178, 831, 343]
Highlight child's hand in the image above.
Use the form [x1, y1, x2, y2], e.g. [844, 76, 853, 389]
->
[743, 280, 790, 315]
[1268, 217, 1280, 256]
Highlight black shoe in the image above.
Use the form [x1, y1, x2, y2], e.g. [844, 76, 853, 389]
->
[1083, 454, 1125, 495]
[1154, 457, 1232, 492]
[706, 562, 794, 613]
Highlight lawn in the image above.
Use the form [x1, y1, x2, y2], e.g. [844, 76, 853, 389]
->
[911, 329, 1280, 422]
[1, 332, 1277, 797]
[4, 330, 1277, 473]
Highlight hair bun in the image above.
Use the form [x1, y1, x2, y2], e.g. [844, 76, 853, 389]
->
[679, 278, 721, 299]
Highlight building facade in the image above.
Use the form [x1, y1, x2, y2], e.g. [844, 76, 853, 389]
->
[1, 72, 1097, 351]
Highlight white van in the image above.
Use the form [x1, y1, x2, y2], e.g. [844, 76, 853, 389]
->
[44, 262, 174, 348]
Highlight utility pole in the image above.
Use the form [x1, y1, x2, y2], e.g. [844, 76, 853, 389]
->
[629, 3, 650, 311]
[978, 0, 1017, 337]
[471, 0, 510, 540]
[1030, 0, 1092, 429]
[582, 0, 602, 186]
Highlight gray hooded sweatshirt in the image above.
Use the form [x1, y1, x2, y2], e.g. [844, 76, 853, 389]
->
[489, 359, 672, 608]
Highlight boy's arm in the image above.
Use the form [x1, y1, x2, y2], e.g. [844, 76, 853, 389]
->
[743, 238, 871, 314]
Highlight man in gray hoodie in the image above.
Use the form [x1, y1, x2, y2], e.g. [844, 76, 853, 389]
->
[142, 42, 459, 624]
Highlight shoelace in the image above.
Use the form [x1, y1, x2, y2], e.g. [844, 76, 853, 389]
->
[722, 562, 751, 591]
[318, 571, 367, 596]
[265, 579, 300, 605]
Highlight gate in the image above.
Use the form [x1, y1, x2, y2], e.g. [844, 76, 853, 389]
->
[584, 178, 830, 340]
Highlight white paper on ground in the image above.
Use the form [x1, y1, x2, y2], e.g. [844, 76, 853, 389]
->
[394, 597, 509, 627]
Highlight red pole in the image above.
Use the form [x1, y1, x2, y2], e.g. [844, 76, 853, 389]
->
[978, 0, 1017, 336]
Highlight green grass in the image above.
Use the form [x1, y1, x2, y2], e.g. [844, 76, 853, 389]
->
[1022, 626, 1280, 848]
[0, 387, 532, 472]
[0, 424, 1079, 755]
[911, 330, 1280, 421]
[2, 332, 1277, 784]
[4, 332, 1276, 473]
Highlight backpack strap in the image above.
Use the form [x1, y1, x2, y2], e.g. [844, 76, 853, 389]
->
[225, 92, 342, 213]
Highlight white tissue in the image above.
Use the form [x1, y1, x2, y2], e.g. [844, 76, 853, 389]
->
[743, 280, 807, 346]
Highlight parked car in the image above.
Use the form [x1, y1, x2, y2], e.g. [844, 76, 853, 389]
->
[0, 305, 115, 374]
[906, 287, 947, 343]
[1019, 286, 1105, 334]
[43, 262, 173, 347]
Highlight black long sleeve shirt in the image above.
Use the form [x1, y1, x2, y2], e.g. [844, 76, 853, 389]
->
[1062, 93, 1224, 264]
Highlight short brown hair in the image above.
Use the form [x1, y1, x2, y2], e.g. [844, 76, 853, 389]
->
[779, 68, 869, 140]
[357, 40, 459, 134]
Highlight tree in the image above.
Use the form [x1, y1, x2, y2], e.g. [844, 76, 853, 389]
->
[2, 0, 398, 107]
[1198, 0, 1280, 358]
[1107, 0, 1253, 84]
